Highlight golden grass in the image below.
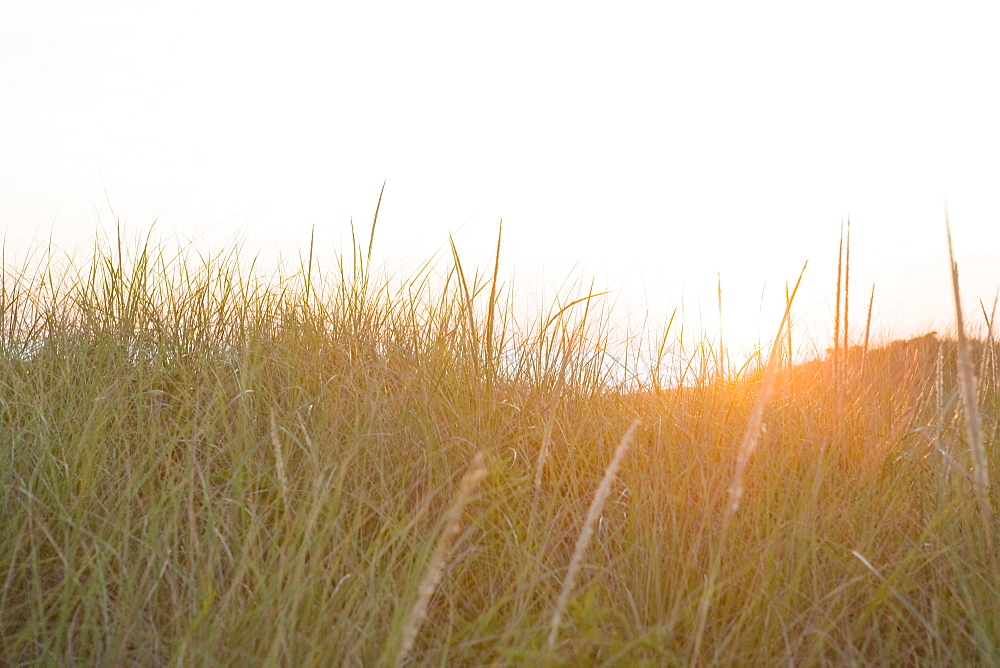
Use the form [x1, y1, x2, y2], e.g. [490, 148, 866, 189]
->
[394, 451, 488, 667]
[547, 418, 640, 651]
[0, 218, 997, 665]
[946, 213, 995, 569]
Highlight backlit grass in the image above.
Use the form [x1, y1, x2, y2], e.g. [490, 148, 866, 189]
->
[1, 222, 998, 665]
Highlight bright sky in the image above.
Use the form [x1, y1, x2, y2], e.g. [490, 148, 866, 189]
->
[3, 1, 999, 357]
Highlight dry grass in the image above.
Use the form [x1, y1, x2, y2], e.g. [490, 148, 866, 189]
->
[548, 418, 640, 651]
[394, 451, 488, 667]
[1, 220, 998, 665]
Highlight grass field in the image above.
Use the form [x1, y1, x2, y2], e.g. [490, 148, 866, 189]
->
[2, 223, 998, 666]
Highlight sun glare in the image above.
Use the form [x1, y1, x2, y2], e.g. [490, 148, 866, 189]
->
[3, 3, 1000, 663]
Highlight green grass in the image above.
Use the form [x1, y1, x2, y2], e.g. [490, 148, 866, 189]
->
[1, 223, 998, 666]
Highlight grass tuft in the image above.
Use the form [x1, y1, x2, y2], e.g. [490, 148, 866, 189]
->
[0, 218, 997, 665]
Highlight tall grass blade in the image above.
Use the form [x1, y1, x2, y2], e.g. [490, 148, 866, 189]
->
[785, 282, 792, 368]
[534, 289, 608, 492]
[945, 215, 993, 554]
[834, 221, 844, 376]
[691, 261, 807, 663]
[862, 283, 875, 376]
[394, 451, 488, 667]
[547, 418, 640, 651]
[448, 236, 480, 372]
[368, 180, 385, 264]
[535, 338, 572, 493]
[844, 217, 851, 354]
[717, 272, 725, 377]
[727, 262, 807, 517]
[484, 220, 503, 391]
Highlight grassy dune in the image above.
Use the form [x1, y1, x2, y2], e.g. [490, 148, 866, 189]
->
[1, 225, 998, 665]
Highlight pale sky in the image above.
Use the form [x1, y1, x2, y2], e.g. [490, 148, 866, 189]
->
[2, 1, 999, 357]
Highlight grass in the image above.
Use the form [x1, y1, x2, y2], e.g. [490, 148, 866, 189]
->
[1, 219, 999, 666]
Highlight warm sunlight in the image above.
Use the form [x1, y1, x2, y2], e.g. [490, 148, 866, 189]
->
[3, 1, 1000, 664]
[3, 1, 999, 351]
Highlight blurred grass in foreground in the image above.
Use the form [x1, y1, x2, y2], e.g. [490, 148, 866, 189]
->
[1, 222, 998, 666]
